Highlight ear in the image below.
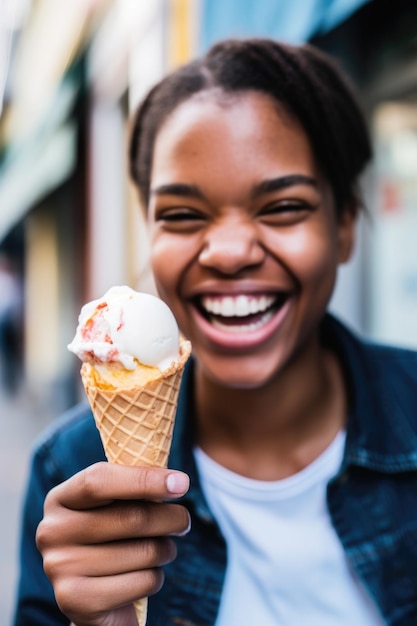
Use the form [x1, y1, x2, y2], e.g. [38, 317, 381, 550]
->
[337, 201, 358, 264]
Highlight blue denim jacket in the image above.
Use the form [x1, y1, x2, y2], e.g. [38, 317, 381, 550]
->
[14, 315, 417, 626]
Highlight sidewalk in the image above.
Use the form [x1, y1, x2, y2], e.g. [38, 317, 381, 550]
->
[0, 386, 55, 625]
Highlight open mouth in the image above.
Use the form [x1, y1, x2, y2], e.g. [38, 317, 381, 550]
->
[196, 293, 289, 333]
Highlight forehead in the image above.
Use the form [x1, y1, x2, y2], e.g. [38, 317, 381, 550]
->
[156, 89, 301, 144]
[151, 90, 320, 188]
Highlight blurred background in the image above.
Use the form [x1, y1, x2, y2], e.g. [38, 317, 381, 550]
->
[1, 0, 417, 622]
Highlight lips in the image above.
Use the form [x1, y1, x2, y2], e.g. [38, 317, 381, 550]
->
[192, 291, 291, 348]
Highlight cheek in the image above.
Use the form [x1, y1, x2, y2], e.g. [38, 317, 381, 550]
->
[149, 233, 199, 305]
[150, 246, 187, 334]
[150, 239, 178, 297]
[298, 234, 340, 304]
[265, 226, 339, 286]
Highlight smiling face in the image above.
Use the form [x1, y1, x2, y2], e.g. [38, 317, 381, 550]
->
[147, 90, 354, 388]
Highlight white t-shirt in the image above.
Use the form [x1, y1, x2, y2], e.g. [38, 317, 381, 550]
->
[194, 432, 384, 626]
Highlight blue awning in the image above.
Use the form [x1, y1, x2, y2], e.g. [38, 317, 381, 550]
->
[200, 0, 373, 51]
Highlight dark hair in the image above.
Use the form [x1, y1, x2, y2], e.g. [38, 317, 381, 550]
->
[129, 38, 372, 216]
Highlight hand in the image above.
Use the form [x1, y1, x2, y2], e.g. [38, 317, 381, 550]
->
[36, 462, 190, 626]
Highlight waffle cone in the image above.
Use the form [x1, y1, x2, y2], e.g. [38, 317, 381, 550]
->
[81, 339, 191, 625]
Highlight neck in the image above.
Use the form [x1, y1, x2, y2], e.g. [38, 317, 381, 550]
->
[194, 337, 346, 480]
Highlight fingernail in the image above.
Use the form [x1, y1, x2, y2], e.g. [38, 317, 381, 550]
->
[172, 514, 191, 537]
[166, 472, 189, 495]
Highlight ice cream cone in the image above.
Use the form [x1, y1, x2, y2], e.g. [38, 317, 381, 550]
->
[81, 339, 191, 626]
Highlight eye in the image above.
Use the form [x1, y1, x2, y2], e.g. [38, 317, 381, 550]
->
[258, 200, 316, 225]
[155, 207, 207, 231]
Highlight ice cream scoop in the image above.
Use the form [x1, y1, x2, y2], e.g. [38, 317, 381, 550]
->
[68, 285, 181, 389]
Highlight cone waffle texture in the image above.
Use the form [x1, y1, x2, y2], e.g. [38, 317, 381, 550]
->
[81, 339, 191, 625]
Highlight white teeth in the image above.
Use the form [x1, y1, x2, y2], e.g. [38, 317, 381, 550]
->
[211, 310, 274, 333]
[201, 294, 275, 318]
[236, 295, 248, 316]
[250, 299, 260, 314]
[222, 297, 234, 316]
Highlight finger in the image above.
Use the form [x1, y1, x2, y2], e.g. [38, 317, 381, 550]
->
[46, 463, 190, 510]
[68, 605, 137, 626]
[38, 500, 190, 546]
[42, 537, 177, 580]
[55, 569, 164, 622]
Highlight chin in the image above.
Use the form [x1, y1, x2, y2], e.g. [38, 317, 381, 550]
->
[203, 358, 279, 390]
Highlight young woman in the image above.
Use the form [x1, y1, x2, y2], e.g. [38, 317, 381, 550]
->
[15, 39, 417, 626]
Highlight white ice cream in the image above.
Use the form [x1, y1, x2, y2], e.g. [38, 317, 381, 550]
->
[68, 286, 180, 371]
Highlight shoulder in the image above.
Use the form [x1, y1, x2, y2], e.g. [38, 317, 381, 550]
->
[32, 402, 106, 484]
[364, 339, 417, 369]
[349, 326, 417, 382]
[326, 314, 417, 408]
[359, 338, 417, 408]
[327, 314, 417, 369]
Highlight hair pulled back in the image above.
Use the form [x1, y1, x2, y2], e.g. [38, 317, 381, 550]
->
[129, 38, 372, 216]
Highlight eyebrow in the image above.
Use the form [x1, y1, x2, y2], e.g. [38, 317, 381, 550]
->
[252, 175, 318, 198]
[150, 183, 204, 199]
[150, 174, 317, 200]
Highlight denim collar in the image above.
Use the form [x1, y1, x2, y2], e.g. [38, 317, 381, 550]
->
[169, 313, 417, 517]
[323, 315, 417, 474]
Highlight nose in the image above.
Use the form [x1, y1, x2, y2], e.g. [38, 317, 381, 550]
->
[199, 215, 265, 274]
